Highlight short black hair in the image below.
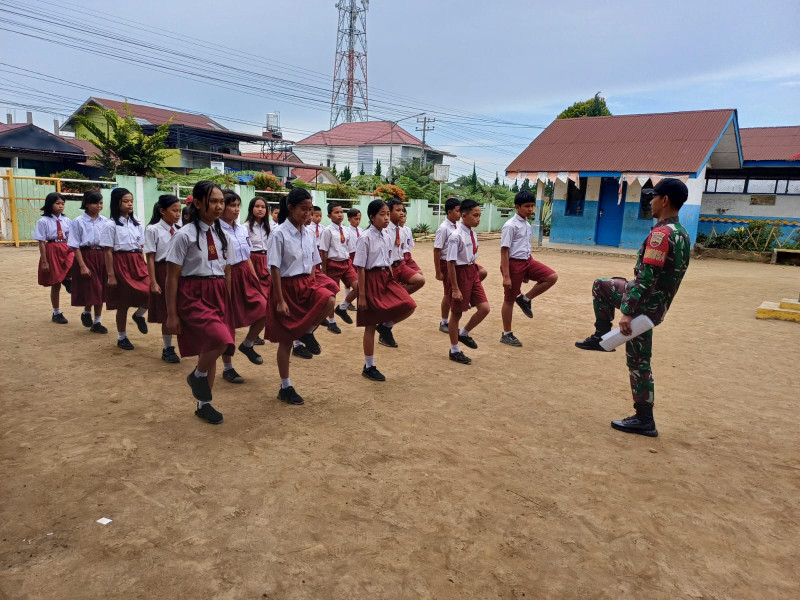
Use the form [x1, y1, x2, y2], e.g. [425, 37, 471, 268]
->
[347, 208, 361, 218]
[444, 197, 461, 213]
[312, 205, 322, 213]
[386, 199, 404, 210]
[460, 199, 479, 214]
[514, 190, 536, 206]
[327, 201, 342, 215]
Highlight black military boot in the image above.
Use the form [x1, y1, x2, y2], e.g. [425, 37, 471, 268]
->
[611, 403, 658, 437]
[575, 333, 615, 352]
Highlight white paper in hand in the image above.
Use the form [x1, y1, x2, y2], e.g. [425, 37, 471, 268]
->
[600, 315, 655, 351]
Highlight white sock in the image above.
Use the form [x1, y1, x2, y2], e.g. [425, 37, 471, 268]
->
[223, 362, 233, 371]
[162, 335, 172, 348]
[344, 287, 351, 296]
[339, 301, 349, 310]
[82, 310, 90, 316]
[365, 355, 375, 368]
[197, 400, 210, 408]
[281, 378, 291, 389]
[328, 317, 336, 324]
[440, 318, 448, 326]
[459, 327, 469, 336]
[293, 340, 303, 348]
[194, 368, 208, 378]
[134, 307, 146, 318]
[117, 332, 127, 341]
[503, 331, 512, 336]
[93, 316, 101, 324]
[53, 308, 61, 315]
[451, 344, 460, 353]
[242, 338, 254, 348]
[383, 321, 394, 328]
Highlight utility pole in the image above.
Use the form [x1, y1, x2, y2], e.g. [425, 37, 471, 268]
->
[386, 112, 424, 183]
[416, 116, 435, 170]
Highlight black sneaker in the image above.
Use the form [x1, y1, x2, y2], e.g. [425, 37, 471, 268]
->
[222, 368, 244, 384]
[62, 278, 72, 294]
[515, 294, 533, 318]
[277, 386, 304, 405]
[500, 332, 523, 347]
[186, 371, 212, 401]
[346, 302, 357, 312]
[449, 350, 472, 365]
[51, 312, 68, 324]
[362, 365, 386, 381]
[458, 333, 478, 349]
[195, 403, 223, 424]
[117, 337, 134, 351]
[238, 342, 263, 365]
[90, 322, 108, 334]
[292, 344, 313, 359]
[132, 313, 148, 334]
[162, 346, 181, 363]
[439, 322, 449, 334]
[80, 312, 92, 328]
[334, 306, 353, 324]
[253, 336, 265, 346]
[299, 332, 321, 355]
[377, 324, 398, 348]
[326, 321, 342, 334]
[575, 334, 614, 352]
[611, 404, 658, 437]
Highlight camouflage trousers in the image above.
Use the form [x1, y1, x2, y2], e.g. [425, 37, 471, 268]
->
[592, 278, 654, 405]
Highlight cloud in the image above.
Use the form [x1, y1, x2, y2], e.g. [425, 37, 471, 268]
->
[778, 81, 800, 87]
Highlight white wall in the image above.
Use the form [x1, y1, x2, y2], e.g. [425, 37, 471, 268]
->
[685, 166, 706, 207]
[293, 144, 422, 176]
[701, 192, 800, 217]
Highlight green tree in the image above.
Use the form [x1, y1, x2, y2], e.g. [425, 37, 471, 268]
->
[493, 172, 500, 186]
[76, 102, 170, 177]
[331, 163, 338, 176]
[374, 159, 382, 177]
[520, 178, 532, 192]
[340, 164, 352, 182]
[557, 93, 612, 119]
[359, 163, 365, 176]
[511, 179, 519, 193]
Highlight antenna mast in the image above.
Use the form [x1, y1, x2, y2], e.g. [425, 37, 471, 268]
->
[330, 0, 369, 128]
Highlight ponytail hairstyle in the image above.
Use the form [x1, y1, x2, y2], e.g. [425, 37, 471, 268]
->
[81, 189, 103, 211]
[110, 187, 138, 226]
[246, 197, 270, 235]
[41, 192, 65, 217]
[149, 194, 180, 225]
[366, 199, 388, 227]
[190, 180, 228, 259]
[278, 187, 312, 224]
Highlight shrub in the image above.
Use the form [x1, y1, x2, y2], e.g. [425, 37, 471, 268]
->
[252, 171, 284, 191]
[374, 184, 407, 202]
[50, 170, 95, 193]
[412, 223, 430, 234]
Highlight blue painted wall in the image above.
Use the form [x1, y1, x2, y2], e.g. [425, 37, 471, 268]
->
[698, 214, 799, 242]
[619, 202, 654, 249]
[550, 199, 598, 245]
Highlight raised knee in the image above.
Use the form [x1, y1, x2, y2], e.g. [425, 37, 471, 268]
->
[548, 272, 558, 284]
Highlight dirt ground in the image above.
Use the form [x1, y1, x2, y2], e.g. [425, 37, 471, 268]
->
[1, 240, 798, 600]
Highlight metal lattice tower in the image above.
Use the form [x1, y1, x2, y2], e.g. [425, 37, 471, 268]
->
[330, 0, 369, 128]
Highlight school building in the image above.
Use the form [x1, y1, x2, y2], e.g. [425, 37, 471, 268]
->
[505, 109, 800, 248]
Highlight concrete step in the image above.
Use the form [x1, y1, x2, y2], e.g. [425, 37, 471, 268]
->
[779, 298, 800, 311]
[756, 301, 800, 323]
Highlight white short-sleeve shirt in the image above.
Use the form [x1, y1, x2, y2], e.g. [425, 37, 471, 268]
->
[353, 225, 392, 269]
[68, 213, 109, 249]
[500, 214, 532, 260]
[307, 222, 324, 248]
[101, 217, 144, 251]
[346, 224, 363, 253]
[385, 221, 408, 263]
[248, 222, 269, 251]
[34, 215, 71, 242]
[434, 218, 459, 251]
[268, 221, 321, 277]
[446, 224, 479, 265]
[319, 223, 351, 261]
[144, 220, 178, 262]
[403, 226, 415, 252]
[166, 220, 233, 277]
[220, 220, 252, 266]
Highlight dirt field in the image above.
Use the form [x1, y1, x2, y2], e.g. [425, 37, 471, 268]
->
[1, 241, 798, 600]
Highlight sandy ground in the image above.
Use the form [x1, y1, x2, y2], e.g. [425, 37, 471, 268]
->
[1, 240, 798, 600]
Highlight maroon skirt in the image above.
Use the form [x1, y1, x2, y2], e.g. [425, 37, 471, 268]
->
[229, 261, 268, 329]
[326, 258, 358, 287]
[249, 252, 271, 297]
[265, 273, 338, 344]
[176, 277, 235, 357]
[356, 268, 417, 327]
[38, 241, 74, 287]
[147, 261, 168, 324]
[70, 248, 106, 307]
[452, 264, 488, 314]
[403, 252, 421, 273]
[106, 252, 150, 310]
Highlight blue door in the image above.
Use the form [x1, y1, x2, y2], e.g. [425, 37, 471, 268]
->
[596, 178, 625, 246]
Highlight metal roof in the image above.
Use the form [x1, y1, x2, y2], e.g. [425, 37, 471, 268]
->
[739, 126, 800, 162]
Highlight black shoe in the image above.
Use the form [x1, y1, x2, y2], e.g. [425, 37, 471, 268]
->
[458, 333, 478, 349]
[575, 333, 614, 352]
[346, 302, 357, 312]
[62, 278, 72, 294]
[253, 336, 265, 346]
[439, 322, 449, 334]
[611, 403, 658, 437]
[292, 344, 313, 359]
[80, 312, 92, 328]
[132, 313, 148, 334]
[377, 324, 398, 348]
[51, 312, 68, 324]
[238, 342, 263, 365]
[90, 322, 108, 334]
[515, 294, 533, 318]
[117, 337, 134, 351]
[277, 386, 304, 405]
[362, 365, 386, 381]
[449, 350, 472, 365]
[334, 306, 353, 324]
[195, 403, 223, 424]
[299, 332, 321, 355]
[500, 332, 522, 347]
[162, 346, 181, 363]
[222, 368, 244, 384]
[326, 321, 342, 334]
[186, 371, 212, 401]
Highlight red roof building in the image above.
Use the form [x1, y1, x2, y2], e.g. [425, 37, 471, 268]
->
[739, 126, 800, 163]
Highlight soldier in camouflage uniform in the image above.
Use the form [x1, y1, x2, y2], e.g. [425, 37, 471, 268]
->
[576, 178, 691, 437]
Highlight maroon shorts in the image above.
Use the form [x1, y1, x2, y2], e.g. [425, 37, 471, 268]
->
[176, 277, 234, 357]
[326, 258, 358, 288]
[452, 264, 488, 314]
[403, 252, 421, 273]
[147, 261, 168, 324]
[504, 256, 556, 303]
[392, 260, 418, 285]
[38, 241, 74, 287]
[265, 273, 337, 344]
[228, 261, 268, 329]
[249, 252, 271, 297]
[105, 252, 150, 310]
[356, 268, 416, 327]
[70, 247, 106, 307]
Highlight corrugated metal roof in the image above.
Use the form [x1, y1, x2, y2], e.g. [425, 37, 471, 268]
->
[740, 126, 800, 162]
[297, 121, 424, 147]
[506, 109, 736, 175]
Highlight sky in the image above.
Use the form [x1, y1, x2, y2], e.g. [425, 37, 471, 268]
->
[1, 0, 799, 183]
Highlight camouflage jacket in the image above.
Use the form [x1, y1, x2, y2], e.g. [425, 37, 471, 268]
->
[620, 216, 691, 325]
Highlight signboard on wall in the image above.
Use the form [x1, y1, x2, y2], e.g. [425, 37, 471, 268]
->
[210, 161, 225, 173]
[433, 164, 450, 182]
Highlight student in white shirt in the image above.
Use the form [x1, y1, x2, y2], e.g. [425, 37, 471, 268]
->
[433, 197, 462, 333]
[446, 199, 490, 366]
[34, 192, 74, 324]
[309, 205, 324, 249]
[342, 208, 363, 311]
[319, 201, 359, 333]
[245, 197, 271, 297]
[385, 199, 425, 295]
[101, 187, 150, 351]
[144, 194, 182, 363]
[399, 208, 421, 273]
[499, 190, 558, 347]
[270, 206, 280, 231]
[68, 190, 109, 333]
[165, 181, 235, 425]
